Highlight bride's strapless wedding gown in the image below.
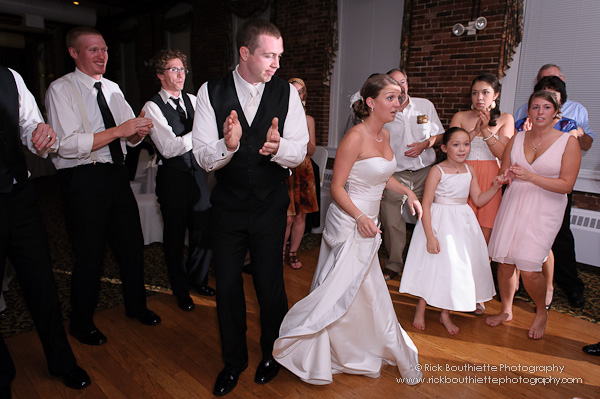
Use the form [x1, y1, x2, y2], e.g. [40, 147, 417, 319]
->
[273, 156, 422, 385]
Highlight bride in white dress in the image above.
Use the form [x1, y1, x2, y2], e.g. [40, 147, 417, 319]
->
[273, 75, 423, 385]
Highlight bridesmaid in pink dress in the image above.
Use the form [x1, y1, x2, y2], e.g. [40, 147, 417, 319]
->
[487, 91, 581, 339]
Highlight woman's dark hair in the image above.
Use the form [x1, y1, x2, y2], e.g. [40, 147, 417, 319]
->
[534, 76, 567, 105]
[437, 127, 469, 162]
[351, 74, 399, 120]
[471, 73, 501, 126]
[527, 90, 562, 118]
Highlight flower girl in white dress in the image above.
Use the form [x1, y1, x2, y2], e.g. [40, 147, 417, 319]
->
[400, 127, 505, 335]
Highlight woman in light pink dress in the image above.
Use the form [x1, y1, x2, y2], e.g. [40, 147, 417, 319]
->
[486, 91, 581, 339]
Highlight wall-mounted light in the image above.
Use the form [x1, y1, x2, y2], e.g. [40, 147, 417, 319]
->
[452, 16, 487, 36]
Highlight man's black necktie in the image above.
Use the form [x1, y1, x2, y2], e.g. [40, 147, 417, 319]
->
[170, 97, 187, 124]
[94, 81, 124, 165]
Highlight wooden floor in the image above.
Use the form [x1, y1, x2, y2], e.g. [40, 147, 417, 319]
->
[6, 245, 600, 398]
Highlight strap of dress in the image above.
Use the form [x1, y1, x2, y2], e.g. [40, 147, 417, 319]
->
[434, 164, 443, 174]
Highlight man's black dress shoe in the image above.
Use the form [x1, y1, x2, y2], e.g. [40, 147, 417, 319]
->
[195, 285, 216, 297]
[213, 364, 247, 396]
[127, 309, 161, 326]
[51, 366, 91, 389]
[177, 296, 195, 311]
[582, 342, 600, 356]
[69, 328, 107, 346]
[567, 291, 585, 308]
[254, 357, 280, 384]
[0, 386, 11, 399]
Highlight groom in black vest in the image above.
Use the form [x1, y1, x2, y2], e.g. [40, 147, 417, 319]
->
[192, 19, 308, 396]
[142, 49, 215, 312]
[0, 66, 90, 398]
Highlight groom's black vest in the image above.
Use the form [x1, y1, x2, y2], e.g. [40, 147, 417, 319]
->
[0, 66, 28, 193]
[208, 72, 289, 200]
[150, 92, 196, 173]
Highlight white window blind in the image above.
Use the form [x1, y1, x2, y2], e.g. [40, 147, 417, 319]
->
[513, 0, 600, 190]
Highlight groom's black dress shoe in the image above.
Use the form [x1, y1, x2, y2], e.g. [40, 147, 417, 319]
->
[213, 364, 247, 396]
[176, 296, 195, 311]
[51, 365, 91, 389]
[69, 328, 107, 346]
[254, 357, 280, 384]
[195, 285, 216, 297]
[127, 309, 161, 326]
[567, 291, 585, 308]
[582, 342, 600, 356]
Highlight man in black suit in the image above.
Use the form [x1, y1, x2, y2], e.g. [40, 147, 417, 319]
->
[142, 49, 215, 312]
[192, 19, 308, 396]
[45, 26, 161, 347]
[0, 66, 90, 399]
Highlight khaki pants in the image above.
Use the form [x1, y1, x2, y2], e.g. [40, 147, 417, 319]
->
[379, 166, 430, 273]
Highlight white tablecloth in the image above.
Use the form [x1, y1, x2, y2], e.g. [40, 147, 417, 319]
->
[131, 149, 162, 244]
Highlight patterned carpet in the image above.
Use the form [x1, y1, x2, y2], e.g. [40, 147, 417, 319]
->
[1, 175, 598, 338]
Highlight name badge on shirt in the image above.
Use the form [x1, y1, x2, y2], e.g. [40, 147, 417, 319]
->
[416, 114, 431, 139]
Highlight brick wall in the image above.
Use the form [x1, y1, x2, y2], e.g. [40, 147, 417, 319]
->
[188, 0, 333, 146]
[403, 0, 507, 128]
[190, 0, 232, 88]
[573, 192, 600, 212]
[273, 0, 333, 146]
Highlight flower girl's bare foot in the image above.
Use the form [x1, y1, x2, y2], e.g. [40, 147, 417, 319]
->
[413, 299, 426, 330]
[413, 311, 426, 330]
[439, 311, 459, 335]
[486, 312, 512, 327]
[528, 310, 548, 340]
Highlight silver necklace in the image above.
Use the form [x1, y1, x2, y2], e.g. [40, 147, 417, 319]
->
[532, 134, 543, 151]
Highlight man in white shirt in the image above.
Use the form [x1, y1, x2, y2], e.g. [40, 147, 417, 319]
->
[1, 66, 90, 397]
[380, 69, 444, 280]
[45, 26, 161, 347]
[192, 19, 308, 396]
[142, 49, 215, 313]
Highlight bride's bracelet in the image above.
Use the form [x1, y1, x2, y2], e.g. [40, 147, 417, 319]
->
[355, 213, 365, 222]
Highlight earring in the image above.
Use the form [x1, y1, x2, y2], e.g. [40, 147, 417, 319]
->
[470, 104, 475, 110]
[491, 100, 496, 110]
[370, 106, 374, 112]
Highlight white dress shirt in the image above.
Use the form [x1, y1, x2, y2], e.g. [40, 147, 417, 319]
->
[45, 68, 137, 169]
[142, 89, 196, 159]
[385, 96, 444, 172]
[192, 65, 308, 172]
[10, 68, 57, 157]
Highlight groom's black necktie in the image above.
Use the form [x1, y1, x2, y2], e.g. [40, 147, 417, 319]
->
[94, 81, 124, 165]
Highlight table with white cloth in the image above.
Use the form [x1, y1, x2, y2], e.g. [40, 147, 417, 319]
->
[130, 148, 162, 244]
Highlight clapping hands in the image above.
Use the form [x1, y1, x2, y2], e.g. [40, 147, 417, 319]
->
[260, 117, 280, 156]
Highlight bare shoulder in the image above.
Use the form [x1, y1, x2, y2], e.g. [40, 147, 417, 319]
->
[450, 110, 469, 127]
[499, 111, 515, 125]
[338, 126, 364, 154]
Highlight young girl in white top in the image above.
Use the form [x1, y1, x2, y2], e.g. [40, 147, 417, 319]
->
[399, 127, 506, 335]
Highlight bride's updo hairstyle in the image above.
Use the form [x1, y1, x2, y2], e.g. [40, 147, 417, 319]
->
[352, 74, 400, 120]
